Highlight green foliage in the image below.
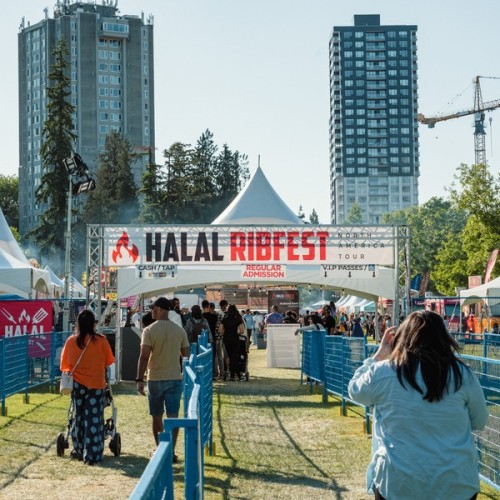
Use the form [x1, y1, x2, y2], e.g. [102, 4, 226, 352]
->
[83, 131, 140, 224]
[0, 175, 19, 228]
[309, 208, 319, 224]
[31, 38, 75, 261]
[448, 163, 500, 282]
[449, 163, 500, 231]
[382, 197, 467, 291]
[142, 130, 249, 224]
[345, 203, 364, 224]
[433, 232, 468, 295]
[137, 151, 166, 223]
[297, 205, 306, 222]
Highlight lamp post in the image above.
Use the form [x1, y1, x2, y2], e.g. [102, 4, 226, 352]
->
[62, 154, 96, 331]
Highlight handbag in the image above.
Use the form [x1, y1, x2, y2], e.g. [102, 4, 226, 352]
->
[60, 338, 90, 395]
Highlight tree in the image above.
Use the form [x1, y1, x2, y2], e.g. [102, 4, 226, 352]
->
[382, 197, 467, 291]
[433, 232, 468, 295]
[297, 205, 306, 222]
[31, 38, 75, 265]
[0, 174, 19, 228]
[190, 129, 218, 222]
[83, 131, 140, 224]
[449, 163, 500, 232]
[309, 209, 319, 224]
[138, 150, 166, 223]
[211, 143, 249, 220]
[345, 203, 364, 224]
[163, 142, 194, 223]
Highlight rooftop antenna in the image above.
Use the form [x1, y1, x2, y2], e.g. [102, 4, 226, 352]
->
[258, 155, 261, 168]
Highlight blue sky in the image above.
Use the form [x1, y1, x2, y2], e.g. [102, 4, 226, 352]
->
[3, 0, 500, 223]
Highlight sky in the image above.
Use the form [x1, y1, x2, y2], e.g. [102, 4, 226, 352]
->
[3, 0, 500, 223]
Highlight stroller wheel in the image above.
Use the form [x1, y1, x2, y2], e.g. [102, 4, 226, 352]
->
[56, 433, 66, 457]
[109, 432, 121, 457]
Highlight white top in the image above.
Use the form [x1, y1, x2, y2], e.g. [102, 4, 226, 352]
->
[348, 357, 488, 499]
[168, 310, 183, 328]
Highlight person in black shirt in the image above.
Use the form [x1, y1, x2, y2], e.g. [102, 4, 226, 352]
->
[323, 308, 337, 335]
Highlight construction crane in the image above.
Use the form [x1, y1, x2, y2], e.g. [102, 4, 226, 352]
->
[417, 76, 500, 165]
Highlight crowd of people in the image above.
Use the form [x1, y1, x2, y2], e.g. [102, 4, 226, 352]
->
[61, 299, 488, 498]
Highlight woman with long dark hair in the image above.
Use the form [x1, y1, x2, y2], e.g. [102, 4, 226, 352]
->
[348, 310, 488, 499]
[219, 304, 245, 381]
[60, 309, 115, 465]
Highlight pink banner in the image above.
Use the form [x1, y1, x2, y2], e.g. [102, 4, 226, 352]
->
[485, 249, 499, 283]
[0, 301, 53, 357]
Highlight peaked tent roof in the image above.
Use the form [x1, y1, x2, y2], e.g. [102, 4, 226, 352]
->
[0, 208, 29, 263]
[212, 166, 304, 225]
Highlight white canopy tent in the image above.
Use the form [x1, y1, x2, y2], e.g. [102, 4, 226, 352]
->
[0, 208, 51, 298]
[44, 265, 64, 297]
[62, 276, 87, 299]
[0, 248, 51, 298]
[460, 277, 500, 308]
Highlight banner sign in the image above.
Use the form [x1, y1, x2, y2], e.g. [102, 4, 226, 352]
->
[103, 225, 395, 267]
[0, 301, 53, 358]
[241, 264, 286, 280]
[321, 264, 377, 278]
[135, 264, 177, 279]
[268, 289, 299, 315]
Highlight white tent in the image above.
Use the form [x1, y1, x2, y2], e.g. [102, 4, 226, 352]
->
[0, 208, 30, 263]
[212, 166, 304, 225]
[0, 208, 51, 298]
[62, 276, 87, 298]
[460, 277, 500, 308]
[0, 247, 51, 298]
[44, 265, 64, 297]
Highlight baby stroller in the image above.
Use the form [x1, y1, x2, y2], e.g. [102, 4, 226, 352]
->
[56, 382, 121, 458]
[237, 332, 250, 381]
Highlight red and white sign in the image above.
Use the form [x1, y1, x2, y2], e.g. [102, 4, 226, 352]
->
[0, 301, 53, 357]
[241, 264, 286, 280]
[104, 225, 395, 267]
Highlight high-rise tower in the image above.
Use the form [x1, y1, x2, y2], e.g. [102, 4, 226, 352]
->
[329, 15, 418, 224]
[18, 0, 154, 237]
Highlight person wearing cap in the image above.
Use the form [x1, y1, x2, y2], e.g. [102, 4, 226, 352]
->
[136, 297, 190, 463]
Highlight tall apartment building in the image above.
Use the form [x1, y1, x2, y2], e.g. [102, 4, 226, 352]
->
[18, 0, 154, 237]
[329, 15, 419, 224]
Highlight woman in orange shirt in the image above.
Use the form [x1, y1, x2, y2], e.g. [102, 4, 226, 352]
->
[60, 309, 115, 465]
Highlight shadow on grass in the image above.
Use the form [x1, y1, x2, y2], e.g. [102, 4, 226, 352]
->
[212, 390, 348, 499]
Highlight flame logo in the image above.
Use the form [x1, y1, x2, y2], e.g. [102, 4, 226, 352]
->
[19, 310, 31, 323]
[112, 231, 139, 264]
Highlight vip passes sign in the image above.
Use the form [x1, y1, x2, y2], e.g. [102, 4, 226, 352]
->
[0, 301, 53, 358]
[103, 225, 395, 267]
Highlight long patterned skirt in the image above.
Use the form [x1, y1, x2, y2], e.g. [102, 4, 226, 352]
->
[71, 381, 105, 463]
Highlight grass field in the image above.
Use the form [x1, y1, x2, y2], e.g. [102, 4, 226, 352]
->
[0, 349, 498, 499]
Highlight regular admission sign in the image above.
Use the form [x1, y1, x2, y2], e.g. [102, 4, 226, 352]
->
[104, 225, 395, 267]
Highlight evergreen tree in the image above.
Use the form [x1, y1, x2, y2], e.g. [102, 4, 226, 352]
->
[138, 149, 166, 223]
[0, 175, 19, 228]
[297, 205, 306, 222]
[163, 142, 194, 223]
[309, 209, 319, 224]
[31, 38, 75, 264]
[212, 144, 249, 219]
[83, 131, 140, 224]
[190, 129, 218, 222]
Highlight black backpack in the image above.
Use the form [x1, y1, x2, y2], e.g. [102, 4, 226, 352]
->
[189, 320, 204, 343]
